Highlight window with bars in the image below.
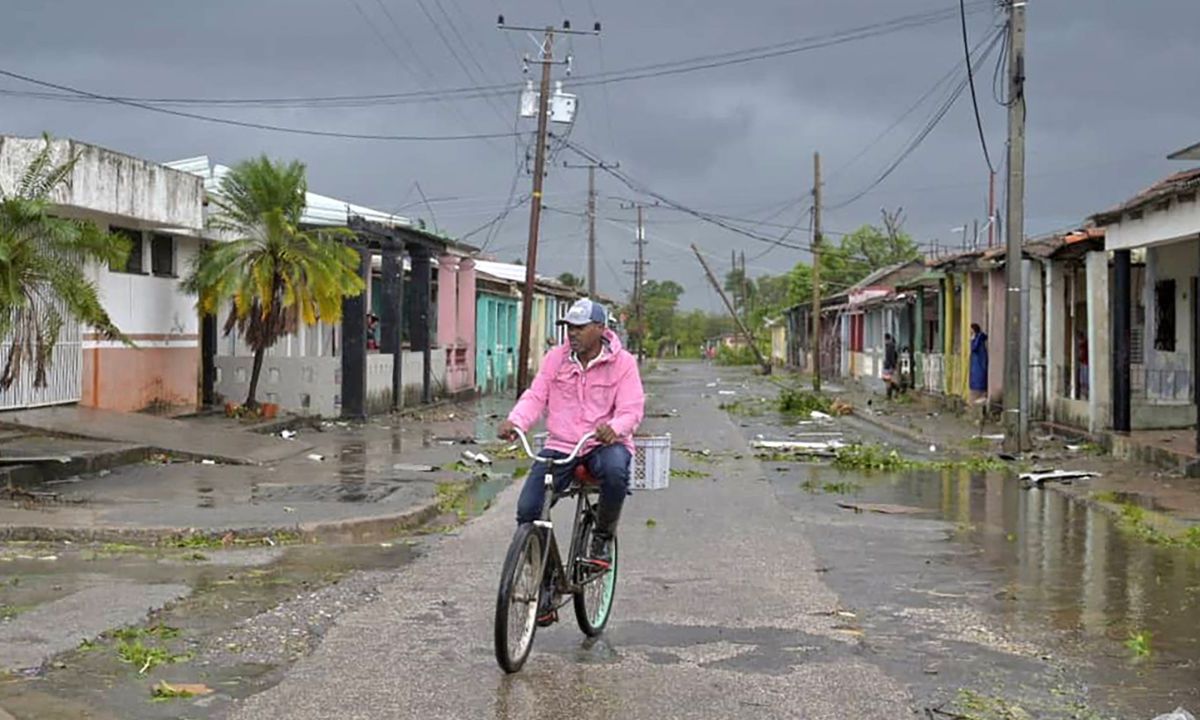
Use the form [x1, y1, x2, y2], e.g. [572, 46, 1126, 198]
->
[109, 227, 144, 274]
[150, 234, 175, 277]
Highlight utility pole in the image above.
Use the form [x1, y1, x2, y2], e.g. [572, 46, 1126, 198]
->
[740, 251, 749, 326]
[1003, 0, 1028, 450]
[514, 27, 553, 396]
[692, 245, 771, 375]
[563, 160, 619, 297]
[811, 151, 823, 392]
[501, 16, 599, 395]
[622, 204, 649, 361]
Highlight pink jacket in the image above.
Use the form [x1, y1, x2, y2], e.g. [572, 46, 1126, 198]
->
[508, 329, 645, 455]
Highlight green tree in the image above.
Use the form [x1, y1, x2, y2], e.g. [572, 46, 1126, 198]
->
[724, 266, 755, 318]
[0, 135, 130, 389]
[184, 156, 365, 408]
[556, 272, 584, 289]
[786, 223, 919, 306]
[640, 280, 684, 356]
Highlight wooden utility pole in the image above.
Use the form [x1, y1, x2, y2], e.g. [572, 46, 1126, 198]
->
[692, 244, 771, 375]
[811, 151, 823, 392]
[515, 27, 554, 396]
[634, 205, 645, 360]
[1003, 1, 1028, 449]
[564, 160, 619, 296]
[740, 251, 749, 325]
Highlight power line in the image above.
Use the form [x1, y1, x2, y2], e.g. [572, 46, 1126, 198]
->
[0, 5, 989, 110]
[959, 0, 994, 173]
[0, 67, 519, 142]
[827, 22, 1006, 210]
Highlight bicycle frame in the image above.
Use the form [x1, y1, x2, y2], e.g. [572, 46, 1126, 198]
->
[510, 429, 608, 606]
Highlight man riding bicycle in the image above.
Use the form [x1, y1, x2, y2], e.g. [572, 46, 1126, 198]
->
[497, 298, 645, 572]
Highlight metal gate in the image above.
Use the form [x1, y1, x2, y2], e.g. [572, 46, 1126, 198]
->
[0, 311, 83, 411]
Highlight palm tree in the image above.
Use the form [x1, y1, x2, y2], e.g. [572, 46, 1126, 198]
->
[0, 135, 129, 389]
[184, 156, 365, 409]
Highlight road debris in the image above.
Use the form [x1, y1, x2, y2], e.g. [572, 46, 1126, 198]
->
[279, 430, 298, 440]
[392, 463, 437, 472]
[461, 451, 492, 465]
[836, 501, 929, 515]
[306, 453, 325, 462]
[1152, 709, 1196, 720]
[1019, 469, 1099, 488]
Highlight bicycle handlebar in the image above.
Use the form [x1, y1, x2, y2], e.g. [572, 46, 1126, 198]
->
[511, 427, 596, 465]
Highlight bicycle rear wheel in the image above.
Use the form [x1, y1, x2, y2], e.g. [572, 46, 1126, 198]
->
[573, 513, 618, 637]
[494, 524, 543, 673]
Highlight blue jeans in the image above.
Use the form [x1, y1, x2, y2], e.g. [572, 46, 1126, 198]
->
[515, 444, 631, 524]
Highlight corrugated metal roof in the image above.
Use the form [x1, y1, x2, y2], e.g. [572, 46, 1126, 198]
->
[1091, 167, 1200, 225]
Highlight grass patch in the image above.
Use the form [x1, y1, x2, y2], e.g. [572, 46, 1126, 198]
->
[512, 464, 529, 480]
[151, 681, 203, 701]
[116, 640, 189, 674]
[964, 436, 993, 451]
[0, 604, 30, 620]
[779, 388, 832, 416]
[831, 444, 916, 472]
[670, 468, 710, 480]
[679, 448, 717, 463]
[718, 398, 769, 417]
[1093, 494, 1200, 549]
[830, 444, 1011, 474]
[800, 479, 861, 495]
[435, 481, 471, 520]
[1125, 630, 1151, 658]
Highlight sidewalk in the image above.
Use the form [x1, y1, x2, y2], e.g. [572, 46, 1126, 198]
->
[825, 377, 1200, 524]
[0, 405, 312, 465]
[0, 395, 525, 543]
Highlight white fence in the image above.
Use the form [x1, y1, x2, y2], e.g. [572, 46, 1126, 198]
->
[0, 304, 83, 411]
[921, 354, 945, 394]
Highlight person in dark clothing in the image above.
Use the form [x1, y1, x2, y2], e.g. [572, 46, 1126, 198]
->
[969, 323, 989, 421]
[883, 333, 899, 400]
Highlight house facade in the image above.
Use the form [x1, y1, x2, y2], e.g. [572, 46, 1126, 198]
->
[0, 135, 205, 414]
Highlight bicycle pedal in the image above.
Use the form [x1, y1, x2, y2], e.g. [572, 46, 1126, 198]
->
[536, 608, 558, 627]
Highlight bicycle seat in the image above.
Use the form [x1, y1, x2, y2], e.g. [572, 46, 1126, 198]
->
[573, 464, 601, 486]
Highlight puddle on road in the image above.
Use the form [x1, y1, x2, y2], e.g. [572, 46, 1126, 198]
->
[773, 463, 1200, 717]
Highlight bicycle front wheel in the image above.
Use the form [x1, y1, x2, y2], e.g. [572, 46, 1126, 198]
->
[494, 523, 543, 673]
[573, 522, 618, 637]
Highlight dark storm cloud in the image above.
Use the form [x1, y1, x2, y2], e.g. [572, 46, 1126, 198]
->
[2, 0, 1198, 311]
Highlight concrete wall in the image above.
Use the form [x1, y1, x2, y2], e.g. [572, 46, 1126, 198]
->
[1086, 251, 1112, 432]
[1105, 195, 1200, 251]
[215, 355, 339, 416]
[215, 349, 446, 417]
[1142, 240, 1196, 383]
[1029, 260, 1047, 420]
[82, 234, 202, 411]
[0, 136, 203, 230]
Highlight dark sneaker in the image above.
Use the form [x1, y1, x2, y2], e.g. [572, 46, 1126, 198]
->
[536, 586, 557, 627]
[586, 533, 612, 570]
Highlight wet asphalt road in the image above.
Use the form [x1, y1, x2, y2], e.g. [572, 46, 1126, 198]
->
[230, 362, 916, 720]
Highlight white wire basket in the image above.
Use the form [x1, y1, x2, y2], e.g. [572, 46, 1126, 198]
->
[531, 433, 672, 491]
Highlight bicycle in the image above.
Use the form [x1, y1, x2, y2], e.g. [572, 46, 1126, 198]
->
[493, 427, 619, 673]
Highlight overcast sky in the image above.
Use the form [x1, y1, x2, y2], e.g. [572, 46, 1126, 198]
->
[2, 0, 1197, 311]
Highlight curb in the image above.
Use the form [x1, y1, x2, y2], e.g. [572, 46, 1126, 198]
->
[849, 408, 930, 447]
[0, 497, 445, 545]
[1, 445, 154, 490]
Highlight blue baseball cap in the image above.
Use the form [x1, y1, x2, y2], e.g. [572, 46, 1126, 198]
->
[558, 298, 608, 326]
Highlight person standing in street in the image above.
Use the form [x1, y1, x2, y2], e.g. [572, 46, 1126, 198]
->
[969, 323, 989, 419]
[883, 332, 899, 400]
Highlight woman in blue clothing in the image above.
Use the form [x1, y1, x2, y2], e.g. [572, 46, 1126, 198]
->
[969, 322, 988, 403]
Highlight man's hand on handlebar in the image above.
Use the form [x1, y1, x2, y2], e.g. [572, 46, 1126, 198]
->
[497, 419, 518, 441]
[595, 423, 618, 445]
